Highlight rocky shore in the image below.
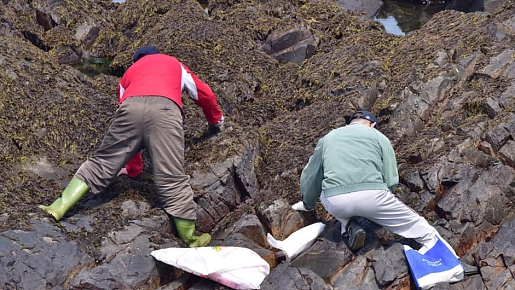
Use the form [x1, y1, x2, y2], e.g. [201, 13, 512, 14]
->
[2, 0, 515, 289]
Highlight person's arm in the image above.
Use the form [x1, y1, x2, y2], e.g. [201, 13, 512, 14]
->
[180, 64, 223, 125]
[380, 136, 399, 193]
[300, 138, 325, 210]
[117, 84, 126, 106]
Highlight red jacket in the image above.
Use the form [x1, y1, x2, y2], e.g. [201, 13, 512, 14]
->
[117, 54, 223, 177]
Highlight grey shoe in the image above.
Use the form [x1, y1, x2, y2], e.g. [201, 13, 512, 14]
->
[344, 220, 366, 251]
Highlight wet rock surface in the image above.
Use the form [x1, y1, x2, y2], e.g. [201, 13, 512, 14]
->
[3, 0, 515, 289]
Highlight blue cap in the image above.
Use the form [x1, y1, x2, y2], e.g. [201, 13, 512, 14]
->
[350, 110, 378, 128]
[133, 46, 160, 63]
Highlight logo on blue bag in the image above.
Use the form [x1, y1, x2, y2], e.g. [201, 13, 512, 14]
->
[422, 258, 442, 267]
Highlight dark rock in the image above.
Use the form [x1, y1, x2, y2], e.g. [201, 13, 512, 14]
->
[499, 140, 515, 168]
[256, 199, 315, 240]
[0, 219, 88, 289]
[226, 214, 268, 247]
[262, 26, 319, 64]
[485, 124, 511, 152]
[332, 255, 380, 289]
[370, 243, 409, 287]
[291, 238, 351, 280]
[477, 217, 515, 267]
[404, 170, 426, 192]
[35, 9, 57, 31]
[260, 261, 331, 290]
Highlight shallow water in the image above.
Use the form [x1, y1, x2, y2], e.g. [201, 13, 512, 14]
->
[375, 15, 405, 36]
[375, 1, 446, 36]
[71, 58, 113, 78]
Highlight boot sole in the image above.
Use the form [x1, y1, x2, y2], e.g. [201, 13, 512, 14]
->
[39, 205, 61, 221]
[189, 234, 212, 247]
[350, 229, 366, 251]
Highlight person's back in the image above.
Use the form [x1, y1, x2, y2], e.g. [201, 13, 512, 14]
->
[119, 54, 184, 105]
[320, 123, 389, 197]
[301, 115, 398, 207]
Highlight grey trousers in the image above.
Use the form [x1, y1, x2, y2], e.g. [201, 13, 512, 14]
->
[75, 96, 197, 220]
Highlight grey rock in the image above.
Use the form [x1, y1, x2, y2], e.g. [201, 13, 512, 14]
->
[485, 124, 511, 153]
[478, 49, 515, 79]
[499, 140, 515, 168]
[371, 243, 409, 287]
[261, 261, 331, 290]
[257, 198, 314, 240]
[291, 228, 353, 280]
[332, 255, 380, 290]
[1, 220, 87, 289]
[337, 0, 383, 18]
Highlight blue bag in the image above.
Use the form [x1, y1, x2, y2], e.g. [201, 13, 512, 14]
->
[403, 236, 464, 290]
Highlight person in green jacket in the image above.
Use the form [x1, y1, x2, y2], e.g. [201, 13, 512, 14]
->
[293, 111, 458, 256]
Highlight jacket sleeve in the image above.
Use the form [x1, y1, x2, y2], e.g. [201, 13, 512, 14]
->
[180, 64, 223, 125]
[380, 135, 399, 193]
[117, 83, 125, 105]
[125, 152, 143, 178]
[300, 138, 325, 210]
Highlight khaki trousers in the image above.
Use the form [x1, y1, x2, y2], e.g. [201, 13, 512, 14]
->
[75, 96, 197, 220]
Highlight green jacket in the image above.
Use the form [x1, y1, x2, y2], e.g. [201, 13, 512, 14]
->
[300, 122, 399, 210]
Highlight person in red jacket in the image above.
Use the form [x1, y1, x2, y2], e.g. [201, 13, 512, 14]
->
[39, 46, 224, 247]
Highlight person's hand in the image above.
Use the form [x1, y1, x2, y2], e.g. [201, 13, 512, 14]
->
[292, 201, 312, 211]
[209, 116, 224, 134]
[117, 168, 128, 177]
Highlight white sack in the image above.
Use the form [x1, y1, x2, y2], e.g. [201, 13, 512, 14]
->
[267, 222, 326, 261]
[151, 246, 270, 290]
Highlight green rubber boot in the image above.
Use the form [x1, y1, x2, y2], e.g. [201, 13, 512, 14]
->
[173, 217, 211, 247]
[38, 178, 89, 221]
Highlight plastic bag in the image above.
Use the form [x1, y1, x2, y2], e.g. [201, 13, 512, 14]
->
[267, 222, 326, 261]
[403, 236, 464, 290]
[151, 246, 270, 290]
